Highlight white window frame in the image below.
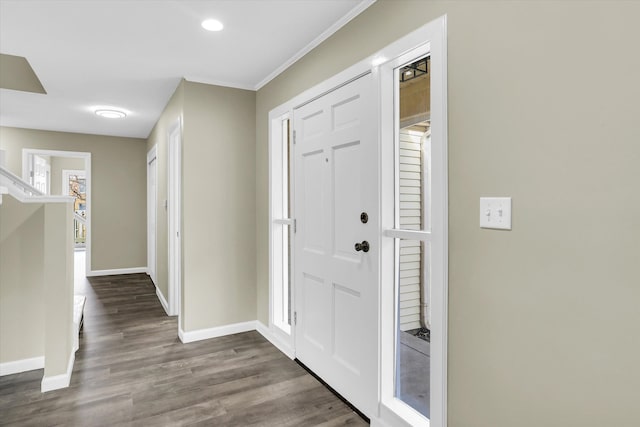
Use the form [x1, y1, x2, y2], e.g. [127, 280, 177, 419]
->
[268, 108, 295, 358]
[379, 16, 448, 427]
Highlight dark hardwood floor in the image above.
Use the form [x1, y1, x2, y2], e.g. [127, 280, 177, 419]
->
[0, 273, 367, 426]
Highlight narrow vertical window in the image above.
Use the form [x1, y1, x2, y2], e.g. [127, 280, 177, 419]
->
[271, 115, 292, 335]
[394, 56, 432, 419]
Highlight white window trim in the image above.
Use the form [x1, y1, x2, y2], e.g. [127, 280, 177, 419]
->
[268, 109, 295, 357]
[379, 16, 448, 427]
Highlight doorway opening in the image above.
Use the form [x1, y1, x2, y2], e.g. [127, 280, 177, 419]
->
[22, 149, 92, 352]
[22, 149, 91, 275]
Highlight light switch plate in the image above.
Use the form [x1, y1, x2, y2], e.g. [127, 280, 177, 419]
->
[480, 197, 512, 230]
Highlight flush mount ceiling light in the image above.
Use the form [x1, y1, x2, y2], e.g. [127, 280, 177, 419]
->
[201, 19, 223, 32]
[95, 109, 126, 119]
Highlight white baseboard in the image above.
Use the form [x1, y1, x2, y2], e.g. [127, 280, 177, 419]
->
[41, 351, 75, 393]
[255, 321, 295, 359]
[86, 267, 147, 277]
[156, 287, 169, 316]
[179, 320, 257, 344]
[0, 356, 44, 376]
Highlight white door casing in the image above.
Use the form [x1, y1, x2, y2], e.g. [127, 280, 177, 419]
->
[147, 146, 158, 285]
[293, 73, 378, 417]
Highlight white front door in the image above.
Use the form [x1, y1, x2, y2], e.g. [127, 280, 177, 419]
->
[293, 73, 378, 417]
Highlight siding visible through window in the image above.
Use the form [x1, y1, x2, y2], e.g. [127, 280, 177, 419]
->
[398, 128, 424, 331]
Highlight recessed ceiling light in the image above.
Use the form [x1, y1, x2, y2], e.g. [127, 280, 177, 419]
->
[95, 109, 126, 119]
[201, 19, 223, 32]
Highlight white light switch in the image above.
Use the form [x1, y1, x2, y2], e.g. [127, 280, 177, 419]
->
[480, 197, 512, 230]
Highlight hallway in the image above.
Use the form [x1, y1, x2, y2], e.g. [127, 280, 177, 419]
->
[0, 273, 366, 426]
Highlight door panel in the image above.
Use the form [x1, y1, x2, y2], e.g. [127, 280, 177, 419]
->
[294, 73, 377, 417]
[333, 141, 361, 260]
[302, 151, 325, 253]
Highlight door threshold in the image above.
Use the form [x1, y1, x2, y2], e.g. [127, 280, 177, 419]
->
[294, 359, 370, 424]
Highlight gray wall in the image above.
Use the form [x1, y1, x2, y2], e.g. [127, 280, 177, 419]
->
[0, 126, 148, 271]
[146, 80, 257, 332]
[255, 1, 640, 426]
[0, 199, 45, 363]
[182, 81, 256, 332]
[1, 197, 74, 378]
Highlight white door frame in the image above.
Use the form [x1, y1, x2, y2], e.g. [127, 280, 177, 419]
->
[147, 145, 158, 285]
[22, 148, 92, 274]
[168, 119, 182, 319]
[267, 15, 448, 427]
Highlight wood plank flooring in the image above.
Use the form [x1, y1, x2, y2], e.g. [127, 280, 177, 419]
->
[0, 273, 367, 426]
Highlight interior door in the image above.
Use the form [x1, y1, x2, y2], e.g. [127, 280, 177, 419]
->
[293, 73, 378, 416]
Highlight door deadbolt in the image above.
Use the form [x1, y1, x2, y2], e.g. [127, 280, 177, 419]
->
[360, 212, 368, 224]
[355, 241, 370, 253]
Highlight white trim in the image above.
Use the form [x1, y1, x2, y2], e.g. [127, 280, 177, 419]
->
[254, 0, 376, 90]
[273, 218, 294, 226]
[178, 321, 257, 344]
[383, 229, 432, 241]
[22, 149, 92, 276]
[156, 287, 170, 316]
[255, 321, 295, 360]
[2, 193, 74, 204]
[86, 267, 147, 277]
[41, 351, 75, 393]
[0, 356, 44, 376]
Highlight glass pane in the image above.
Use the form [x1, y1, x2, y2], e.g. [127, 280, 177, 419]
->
[284, 118, 291, 326]
[68, 174, 87, 247]
[398, 56, 431, 232]
[272, 116, 291, 333]
[394, 55, 431, 419]
[395, 238, 430, 418]
[281, 223, 290, 327]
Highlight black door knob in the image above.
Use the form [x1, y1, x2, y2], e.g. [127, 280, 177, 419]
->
[354, 241, 370, 253]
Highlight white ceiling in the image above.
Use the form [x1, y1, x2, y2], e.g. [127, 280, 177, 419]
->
[0, 0, 373, 139]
